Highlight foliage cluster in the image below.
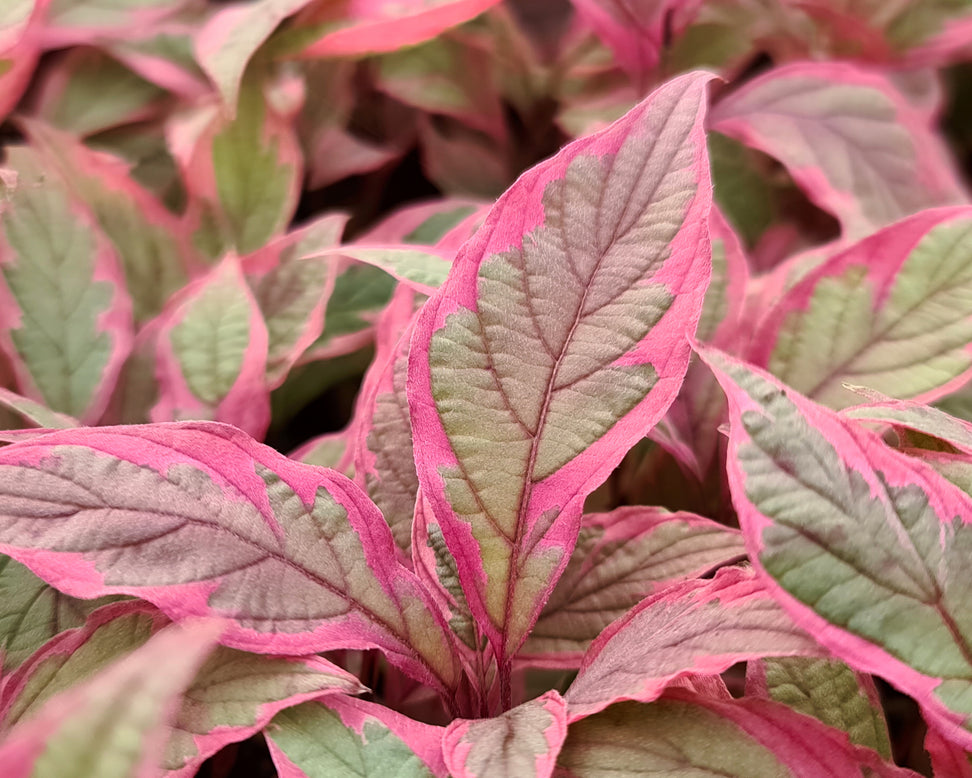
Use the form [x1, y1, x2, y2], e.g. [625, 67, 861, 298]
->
[3, 1, 972, 776]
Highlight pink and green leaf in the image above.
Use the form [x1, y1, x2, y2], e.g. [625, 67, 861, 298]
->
[0, 617, 222, 778]
[0, 597, 365, 775]
[0, 388, 78, 430]
[408, 71, 714, 665]
[195, 0, 312, 111]
[173, 75, 303, 256]
[844, 392, 972, 455]
[0, 601, 172, 727]
[711, 61, 968, 240]
[751, 206, 972, 410]
[0, 146, 132, 424]
[520, 507, 746, 667]
[24, 120, 193, 322]
[557, 691, 918, 777]
[30, 48, 167, 137]
[166, 648, 363, 775]
[747, 656, 892, 759]
[0, 422, 461, 695]
[443, 690, 567, 778]
[154, 256, 271, 437]
[245, 212, 348, 387]
[40, 0, 191, 47]
[267, 695, 448, 778]
[292, 0, 504, 58]
[353, 286, 423, 553]
[701, 345, 972, 749]
[411, 489, 477, 653]
[563, 566, 821, 721]
[0, 0, 48, 126]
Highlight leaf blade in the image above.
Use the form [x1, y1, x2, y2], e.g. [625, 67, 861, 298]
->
[409, 70, 715, 663]
[0, 422, 460, 695]
[700, 345, 972, 749]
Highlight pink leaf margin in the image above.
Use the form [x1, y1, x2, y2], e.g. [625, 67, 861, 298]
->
[698, 345, 972, 751]
[0, 421, 458, 695]
[748, 205, 972, 406]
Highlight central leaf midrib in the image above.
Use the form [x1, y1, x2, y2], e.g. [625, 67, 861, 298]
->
[489, 95, 688, 651]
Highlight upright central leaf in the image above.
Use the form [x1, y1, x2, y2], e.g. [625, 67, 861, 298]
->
[409, 72, 714, 667]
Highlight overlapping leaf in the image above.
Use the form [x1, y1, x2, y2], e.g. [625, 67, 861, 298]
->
[0, 600, 364, 776]
[0, 555, 114, 672]
[301, 200, 482, 362]
[563, 566, 821, 721]
[0, 388, 78, 431]
[267, 695, 447, 778]
[171, 74, 303, 256]
[353, 286, 423, 554]
[557, 691, 917, 777]
[655, 207, 749, 478]
[569, 0, 679, 83]
[747, 656, 892, 759]
[520, 507, 745, 666]
[443, 691, 566, 778]
[24, 120, 193, 323]
[408, 71, 714, 672]
[751, 207, 972, 410]
[195, 0, 312, 111]
[0, 617, 221, 778]
[154, 256, 271, 436]
[244, 212, 347, 386]
[701, 345, 972, 749]
[0, 422, 461, 696]
[32, 48, 166, 136]
[711, 61, 967, 240]
[844, 392, 972, 455]
[0, 146, 132, 423]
